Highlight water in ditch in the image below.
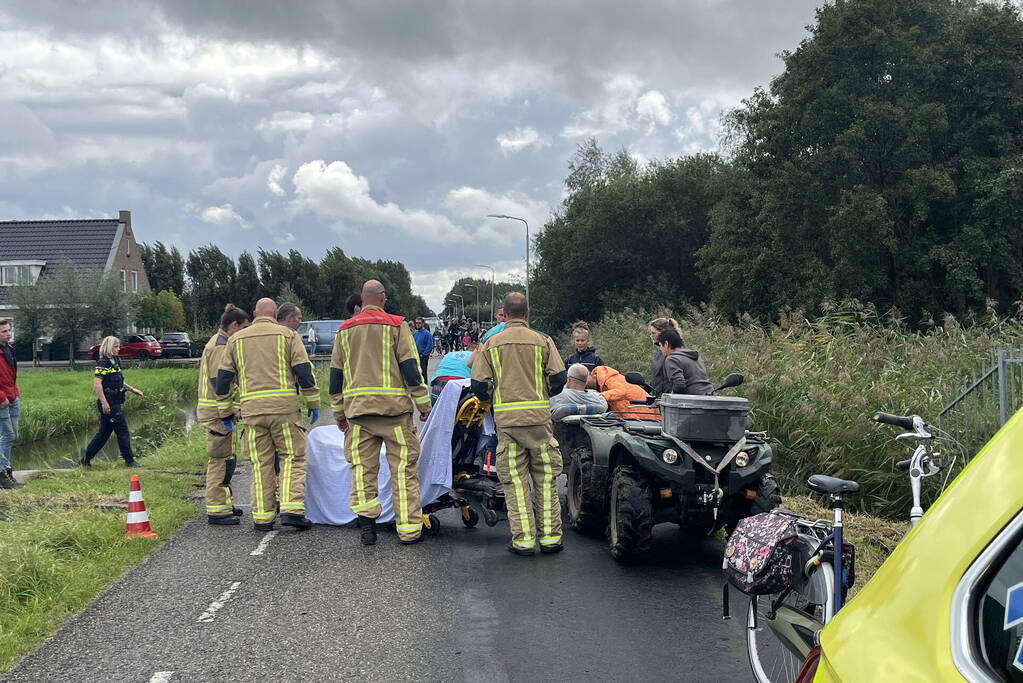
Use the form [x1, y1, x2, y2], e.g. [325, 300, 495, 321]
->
[13, 400, 199, 471]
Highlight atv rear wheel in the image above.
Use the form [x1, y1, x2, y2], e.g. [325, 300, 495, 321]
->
[567, 447, 605, 535]
[724, 473, 782, 536]
[607, 466, 654, 562]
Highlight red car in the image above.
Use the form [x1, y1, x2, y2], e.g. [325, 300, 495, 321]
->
[87, 334, 164, 360]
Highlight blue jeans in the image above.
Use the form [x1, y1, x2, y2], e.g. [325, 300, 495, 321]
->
[0, 397, 20, 470]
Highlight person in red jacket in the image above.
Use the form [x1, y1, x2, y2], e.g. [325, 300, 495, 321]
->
[0, 319, 20, 489]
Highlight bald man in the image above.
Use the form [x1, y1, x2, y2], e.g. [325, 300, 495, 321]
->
[216, 297, 320, 531]
[330, 280, 432, 545]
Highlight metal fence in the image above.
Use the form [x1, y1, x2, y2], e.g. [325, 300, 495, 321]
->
[937, 347, 1023, 462]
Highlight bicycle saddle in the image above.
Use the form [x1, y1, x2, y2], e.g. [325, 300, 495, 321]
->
[807, 474, 860, 495]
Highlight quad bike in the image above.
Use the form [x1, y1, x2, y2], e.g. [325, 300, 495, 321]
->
[556, 372, 780, 562]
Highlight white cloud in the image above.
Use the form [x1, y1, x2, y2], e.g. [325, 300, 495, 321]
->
[674, 97, 729, 154]
[561, 74, 644, 139]
[290, 159, 469, 243]
[274, 231, 296, 244]
[496, 126, 551, 153]
[267, 164, 288, 196]
[441, 186, 552, 242]
[636, 90, 672, 130]
[200, 203, 246, 227]
[257, 111, 316, 133]
[411, 259, 526, 312]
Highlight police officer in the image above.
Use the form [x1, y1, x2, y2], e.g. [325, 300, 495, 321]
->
[198, 304, 250, 525]
[470, 292, 567, 556]
[330, 280, 432, 546]
[216, 298, 319, 532]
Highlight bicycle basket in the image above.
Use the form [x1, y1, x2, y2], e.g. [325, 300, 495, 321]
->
[723, 511, 798, 595]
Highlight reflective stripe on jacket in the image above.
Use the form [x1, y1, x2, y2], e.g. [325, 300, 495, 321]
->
[329, 305, 430, 419]
[215, 316, 318, 418]
[470, 319, 565, 428]
[197, 333, 231, 421]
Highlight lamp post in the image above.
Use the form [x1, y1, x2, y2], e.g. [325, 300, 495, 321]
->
[474, 264, 495, 322]
[463, 283, 480, 322]
[486, 214, 529, 302]
[448, 294, 464, 318]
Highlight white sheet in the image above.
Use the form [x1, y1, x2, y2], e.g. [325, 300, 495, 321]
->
[304, 380, 470, 525]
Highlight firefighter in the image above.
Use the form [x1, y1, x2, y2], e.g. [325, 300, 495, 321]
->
[470, 292, 567, 556]
[215, 298, 320, 532]
[197, 304, 250, 525]
[330, 280, 432, 546]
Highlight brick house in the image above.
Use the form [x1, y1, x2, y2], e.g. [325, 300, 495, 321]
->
[0, 210, 151, 342]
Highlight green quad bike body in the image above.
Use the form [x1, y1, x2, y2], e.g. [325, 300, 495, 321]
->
[555, 373, 780, 562]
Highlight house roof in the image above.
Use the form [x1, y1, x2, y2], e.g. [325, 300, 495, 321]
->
[0, 218, 122, 306]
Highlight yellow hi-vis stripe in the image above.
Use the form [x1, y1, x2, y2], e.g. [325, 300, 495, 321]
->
[341, 330, 352, 383]
[240, 389, 297, 402]
[197, 398, 218, 407]
[381, 326, 391, 388]
[276, 335, 287, 390]
[247, 426, 271, 521]
[539, 443, 554, 539]
[506, 442, 533, 545]
[198, 354, 209, 400]
[493, 400, 549, 412]
[280, 421, 294, 509]
[533, 345, 544, 401]
[236, 339, 248, 396]
[489, 347, 503, 405]
[349, 423, 366, 509]
[342, 386, 410, 397]
[394, 424, 410, 526]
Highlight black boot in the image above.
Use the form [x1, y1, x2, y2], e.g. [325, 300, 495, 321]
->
[280, 513, 312, 530]
[208, 515, 240, 526]
[357, 515, 377, 546]
[6, 468, 22, 488]
[0, 470, 15, 490]
[232, 507, 243, 517]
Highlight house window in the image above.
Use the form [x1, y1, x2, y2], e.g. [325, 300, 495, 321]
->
[119, 270, 126, 293]
[1, 266, 29, 285]
[131, 271, 138, 293]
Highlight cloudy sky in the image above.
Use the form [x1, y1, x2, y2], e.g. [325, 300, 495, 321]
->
[0, 0, 820, 310]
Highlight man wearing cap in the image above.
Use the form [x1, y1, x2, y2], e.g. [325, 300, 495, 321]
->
[470, 292, 567, 556]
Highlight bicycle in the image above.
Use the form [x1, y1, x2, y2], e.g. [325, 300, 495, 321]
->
[743, 411, 945, 683]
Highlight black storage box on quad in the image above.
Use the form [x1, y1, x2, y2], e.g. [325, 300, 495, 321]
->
[659, 394, 749, 442]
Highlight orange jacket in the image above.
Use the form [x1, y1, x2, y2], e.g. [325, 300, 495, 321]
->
[592, 366, 658, 418]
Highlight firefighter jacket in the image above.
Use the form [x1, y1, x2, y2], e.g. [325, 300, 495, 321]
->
[197, 332, 232, 422]
[329, 305, 431, 419]
[215, 316, 318, 418]
[470, 319, 567, 428]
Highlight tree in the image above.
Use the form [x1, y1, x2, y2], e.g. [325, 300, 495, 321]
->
[92, 274, 135, 337]
[320, 247, 359, 318]
[136, 290, 186, 332]
[235, 251, 261, 311]
[257, 249, 291, 300]
[186, 245, 237, 328]
[46, 261, 99, 367]
[140, 241, 185, 296]
[277, 283, 310, 319]
[8, 276, 51, 366]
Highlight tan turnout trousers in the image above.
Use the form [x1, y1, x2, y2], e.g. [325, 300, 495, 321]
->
[202, 417, 238, 517]
[344, 413, 423, 541]
[496, 423, 563, 551]
[241, 412, 308, 524]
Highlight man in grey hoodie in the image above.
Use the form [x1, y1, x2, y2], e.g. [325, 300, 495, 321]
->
[656, 329, 714, 396]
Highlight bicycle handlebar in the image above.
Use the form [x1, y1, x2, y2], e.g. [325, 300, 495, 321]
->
[873, 412, 917, 430]
[895, 459, 912, 471]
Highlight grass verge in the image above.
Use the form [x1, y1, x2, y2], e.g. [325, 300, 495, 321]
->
[0, 428, 205, 672]
[16, 368, 198, 443]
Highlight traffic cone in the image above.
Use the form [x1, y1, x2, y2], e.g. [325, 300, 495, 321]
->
[125, 475, 158, 539]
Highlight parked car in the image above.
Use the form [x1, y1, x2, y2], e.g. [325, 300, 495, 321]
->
[296, 322, 316, 357]
[159, 332, 197, 358]
[308, 320, 343, 356]
[87, 334, 163, 360]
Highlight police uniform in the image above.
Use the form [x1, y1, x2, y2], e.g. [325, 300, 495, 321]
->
[197, 332, 239, 520]
[82, 356, 137, 465]
[470, 319, 567, 553]
[329, 304, 431, 542]
[215, 316, 318, 528]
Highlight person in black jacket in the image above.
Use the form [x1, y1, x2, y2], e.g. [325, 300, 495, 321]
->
[564, 322, 603, 372]
[80, 336, 144, 467]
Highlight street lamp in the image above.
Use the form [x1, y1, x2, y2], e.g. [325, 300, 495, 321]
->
[463, 283, 480, 322]
[448, 293, 464, 318]
[474, 264, 495, 322]
[486, 214, 529, 302]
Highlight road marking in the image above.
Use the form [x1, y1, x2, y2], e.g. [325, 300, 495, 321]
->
[250, 530, 278, 556]
[149, 673, 174, 683]
[197, 581, 242, 623]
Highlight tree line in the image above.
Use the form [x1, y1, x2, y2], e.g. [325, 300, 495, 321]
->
[440, 277, 525, 321]
[532, 0, 1023, 331]
[140, 243, 434, 328]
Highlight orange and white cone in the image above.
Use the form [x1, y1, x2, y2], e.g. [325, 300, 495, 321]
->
[125, 475, 158, 539]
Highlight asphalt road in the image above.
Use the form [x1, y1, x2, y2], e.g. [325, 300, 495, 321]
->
[2, 357, 752, 683]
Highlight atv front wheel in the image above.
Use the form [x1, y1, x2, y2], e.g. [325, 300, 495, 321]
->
[607, 466, 654, 562]
[724, 473, 782, 535]
[567, 447, 605, 535]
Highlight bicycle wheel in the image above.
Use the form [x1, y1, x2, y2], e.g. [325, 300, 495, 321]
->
[746, 562, 834, 683]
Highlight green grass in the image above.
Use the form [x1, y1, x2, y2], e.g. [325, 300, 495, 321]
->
[16, 368, 198, 443]
[0, 428, 205, 672]
[573, 303, 1023, 518]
